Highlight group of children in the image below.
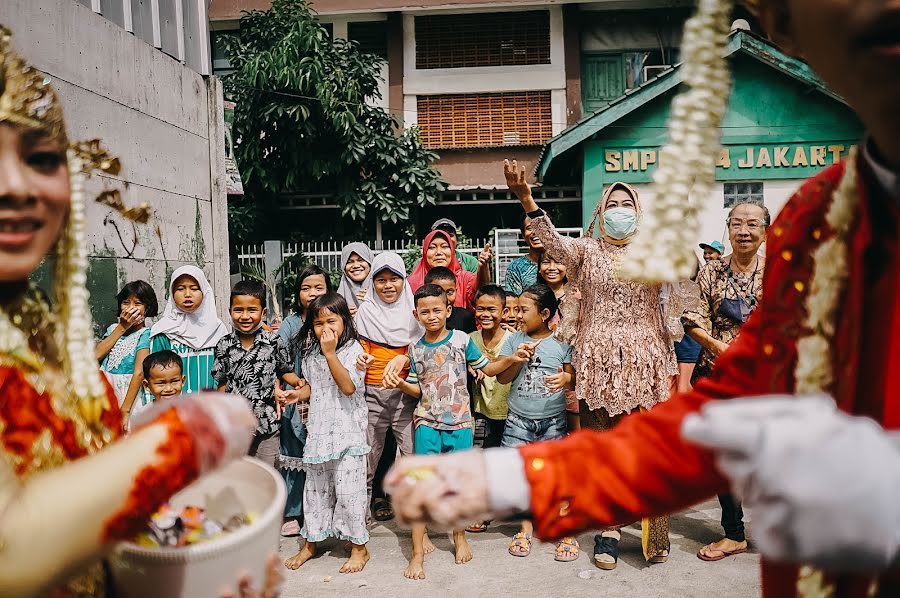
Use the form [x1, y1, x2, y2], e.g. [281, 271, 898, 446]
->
[96, 235, 582, 579]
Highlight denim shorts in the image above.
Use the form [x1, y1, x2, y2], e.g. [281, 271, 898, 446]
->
[501, 411, 568, 448]
[414, 425, 474, 455]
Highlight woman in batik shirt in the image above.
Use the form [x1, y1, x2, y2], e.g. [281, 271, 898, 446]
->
[682, 201, 769, 564]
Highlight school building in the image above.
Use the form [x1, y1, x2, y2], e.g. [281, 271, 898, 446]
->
[208, 1, 861, 246]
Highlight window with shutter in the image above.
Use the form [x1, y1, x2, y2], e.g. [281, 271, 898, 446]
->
[416, 92, 553, 149]
[415, 11, 551, 69]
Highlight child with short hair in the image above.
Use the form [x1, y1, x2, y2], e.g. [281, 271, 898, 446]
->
[497, 283, 576, 562]
[470, 285, 512, 449]
[212, 280, 304, 469]
[141, 350, 186, 401]
[97, 280, 159, 421]
[150, 266, 228, 393]
[383, 283, 526, 580]
[466, 284, 513, 534]
[424, 266, 476, 333]
[283, 293, 370, 575]
[503, 293, 520, 332]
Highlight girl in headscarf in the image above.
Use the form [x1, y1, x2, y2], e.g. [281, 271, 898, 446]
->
[504, 162, 679, 570]
[150, 265, 228, 394]
[336, 242, 374, 315]
[407, 229, 479, 312]
[355, 252, 423, 520]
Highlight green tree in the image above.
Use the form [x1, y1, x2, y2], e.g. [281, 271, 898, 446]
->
[222, 0, 445, 231]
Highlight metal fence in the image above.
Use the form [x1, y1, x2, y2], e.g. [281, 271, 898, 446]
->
[236, 228, 583, 290]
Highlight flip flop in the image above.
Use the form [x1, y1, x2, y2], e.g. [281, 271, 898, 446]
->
[696, 544, 748, 562]
[466, 522, 489, 533]
[371, 497, 394, 522]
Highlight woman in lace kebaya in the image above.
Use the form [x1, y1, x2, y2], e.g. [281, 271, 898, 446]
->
[504, 161, 678, 570]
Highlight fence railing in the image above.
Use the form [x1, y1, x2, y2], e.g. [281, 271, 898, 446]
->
[236, 228, 583, 293]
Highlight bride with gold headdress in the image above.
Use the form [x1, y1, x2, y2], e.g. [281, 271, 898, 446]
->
[0, 26, 273, 597]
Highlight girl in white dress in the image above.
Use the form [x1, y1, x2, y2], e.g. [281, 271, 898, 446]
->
[284, 292, 371, 575]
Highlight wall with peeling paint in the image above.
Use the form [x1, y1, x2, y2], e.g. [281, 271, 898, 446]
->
[2, 0, 231, 337]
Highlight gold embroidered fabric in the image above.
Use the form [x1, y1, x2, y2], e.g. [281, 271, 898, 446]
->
[533, 216, 677, 416]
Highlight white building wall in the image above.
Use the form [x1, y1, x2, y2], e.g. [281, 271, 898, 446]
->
[627, 179, 802, 261]
[3, 0, 230, 330]
[402, 5, 568, 135]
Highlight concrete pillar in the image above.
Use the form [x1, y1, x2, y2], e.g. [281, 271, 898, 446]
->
[386, 12, 404, 126]
[263, 240, 284, 314]
[207, 76, 232, 323]
[563, 3, 582, 125]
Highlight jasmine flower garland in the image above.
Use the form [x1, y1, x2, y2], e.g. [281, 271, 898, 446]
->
[618, 0, 732, 283]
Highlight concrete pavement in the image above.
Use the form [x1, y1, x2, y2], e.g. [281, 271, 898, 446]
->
[277, 499, 761, 598]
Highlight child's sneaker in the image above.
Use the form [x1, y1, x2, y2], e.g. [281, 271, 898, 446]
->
[281, 519, 301, 537]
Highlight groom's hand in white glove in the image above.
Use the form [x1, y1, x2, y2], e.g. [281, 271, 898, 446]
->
[682, 395, 900, 572]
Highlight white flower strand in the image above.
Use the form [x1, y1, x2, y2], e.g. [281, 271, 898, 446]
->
[795, 148, 859, 394]
[61, 150, 108, 419]
[619, 0, 732, 283]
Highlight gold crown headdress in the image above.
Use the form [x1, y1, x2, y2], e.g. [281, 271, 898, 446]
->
[0, 26, 150, 447]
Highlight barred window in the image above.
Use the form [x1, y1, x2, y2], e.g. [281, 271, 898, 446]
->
[348, 21, 388, 59]
[415, 11, 551, 69]
[416, 91, 553, 149]
[723, 182, 765, 209]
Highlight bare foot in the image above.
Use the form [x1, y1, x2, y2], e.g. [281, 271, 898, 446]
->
[284, 541, 316, 570]
[404, 552, 426, 580]
[339, 544, 370, 574]
[423, 533, 436, 555]
[453, 532, 473, 564]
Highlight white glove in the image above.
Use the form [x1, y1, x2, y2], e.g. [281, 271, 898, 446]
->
[682, 395, 900, 572]
[131, 393, 256, 473]
[384, 450, 491, 530]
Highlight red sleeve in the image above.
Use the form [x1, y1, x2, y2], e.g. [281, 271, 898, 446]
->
[517, 164, 843, 541]
[519, 296, 769, 540]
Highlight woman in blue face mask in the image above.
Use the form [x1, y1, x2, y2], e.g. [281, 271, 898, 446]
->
[502, 163, 685, 571]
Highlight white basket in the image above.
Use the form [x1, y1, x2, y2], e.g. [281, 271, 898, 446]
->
[109, 457, 286, 598]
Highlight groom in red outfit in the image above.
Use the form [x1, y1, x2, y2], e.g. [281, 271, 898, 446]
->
[386, 1, 900, 596]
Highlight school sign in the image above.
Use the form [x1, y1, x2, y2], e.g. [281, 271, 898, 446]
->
[536, 31, 863, 227]
[601, 142, 858, 182]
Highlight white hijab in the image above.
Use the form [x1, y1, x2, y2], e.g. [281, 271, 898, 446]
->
[354, 252, 423, 348]
[150, 265, 228, 350]
[336, 242, 374, 309]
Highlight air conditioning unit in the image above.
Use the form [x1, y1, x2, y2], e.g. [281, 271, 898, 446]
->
[503, 131, 521, 145]
[643, 65, 672, 81]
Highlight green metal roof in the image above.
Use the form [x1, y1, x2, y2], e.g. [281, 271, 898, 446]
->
[536, 31, 844, 182]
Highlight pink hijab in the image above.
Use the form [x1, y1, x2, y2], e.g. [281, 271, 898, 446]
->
[407, 229, 477, 310]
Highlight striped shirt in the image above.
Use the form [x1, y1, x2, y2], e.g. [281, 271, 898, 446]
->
[150, 334, 217, 394]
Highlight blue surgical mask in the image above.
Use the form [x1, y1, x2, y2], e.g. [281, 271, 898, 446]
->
[603, 207, 638, 239]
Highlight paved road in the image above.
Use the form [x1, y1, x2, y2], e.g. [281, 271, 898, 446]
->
[277, 499, 761, 598]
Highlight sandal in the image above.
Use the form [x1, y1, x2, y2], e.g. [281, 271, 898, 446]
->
[697, 540, 747, 562]
[466, 522, 489, 533]
[593, 535, 619, 570]
[555, 537, 579, 562]
[371, 497, 394, 522]
[508, 532, 533, 557]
